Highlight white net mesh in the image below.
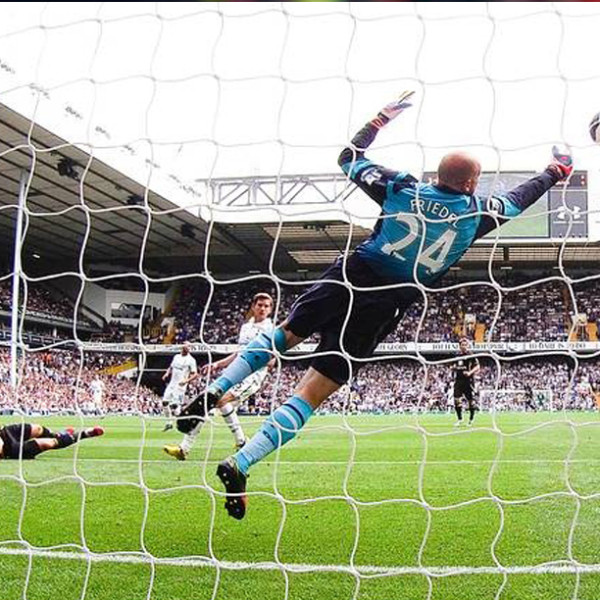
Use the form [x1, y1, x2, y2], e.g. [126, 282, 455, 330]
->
[1, 3, 600, 600]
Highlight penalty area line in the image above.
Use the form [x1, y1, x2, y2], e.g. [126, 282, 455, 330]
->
[0, 547, 599, 576]
[34, 457, 600, 466]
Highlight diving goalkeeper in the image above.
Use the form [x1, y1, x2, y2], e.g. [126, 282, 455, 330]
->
[179, 91, 572, 519]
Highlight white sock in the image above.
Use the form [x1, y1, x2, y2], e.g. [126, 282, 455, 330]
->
[162, 404, 172, 419]
[180, 420, 204, 453]
[220, 405, 245, 446]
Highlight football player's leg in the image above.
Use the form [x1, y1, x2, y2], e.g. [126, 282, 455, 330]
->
[209, 275, 348, 401]
[454, 393, 463, 425]
[162, 399, 172, 419]
[467, 391, 476, 424]
[20, 439, 53, 459]
[22, 426, 104, 458]
[218, 387, 250, 449]
[165, 414, 211, 460]
[171, 387, 185, 418]
[218, 366, 339, 519]
[178, 326, 299, 435]
[234, 367, 335, 473]
[162, 388, 175, 431]
[168, 385, 219, 459]
[161, 400, 172, 426]
[231, 334, 348, 478]
[30, 423, 93, 441]
[29, 424, 58, 439]
[170, 402, 180, 419]
[187, 277, 346, 435]
[208, 327, 292, 400]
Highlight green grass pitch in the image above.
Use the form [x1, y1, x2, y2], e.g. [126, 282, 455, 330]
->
[1, 412, 599, 600]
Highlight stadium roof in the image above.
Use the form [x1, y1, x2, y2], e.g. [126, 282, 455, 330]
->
[0, 101, 378, 277]
[1, 101, 599, 282]
[0, 102, 283, 276]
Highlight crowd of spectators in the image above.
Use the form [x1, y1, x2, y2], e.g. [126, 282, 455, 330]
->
[0, 348, 160, 416]
[3, 274, 599, 347]
[0, 280, 94, 327]
[572, 278, 600, 340]
[250, 356, 599, 415]
[471, 279, 570, 342]
[1, 271, 599, 418]
[92, 321, 139, 344]
[158, 276, 596, 345]
[0, 345, 597, 417]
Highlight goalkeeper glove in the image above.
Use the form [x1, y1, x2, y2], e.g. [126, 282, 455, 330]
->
[371, 91, 415, 129]
[549, 145, 573, 181]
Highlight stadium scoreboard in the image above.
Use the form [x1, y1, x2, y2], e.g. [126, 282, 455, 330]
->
[423, 170, 588, 240]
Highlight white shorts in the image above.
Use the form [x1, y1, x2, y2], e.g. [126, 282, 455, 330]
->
[228, 370, 267, 404]
[93, 392, 103, 406]
[163, 385, 185, 406]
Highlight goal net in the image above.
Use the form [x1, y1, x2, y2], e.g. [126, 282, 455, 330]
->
[0, 3, 599, 600]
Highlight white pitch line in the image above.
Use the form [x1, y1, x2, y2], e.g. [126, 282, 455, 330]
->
[0, 547, 598, 576]
[28, 457, 600, 466]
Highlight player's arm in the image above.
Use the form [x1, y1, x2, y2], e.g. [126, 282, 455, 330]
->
[466, 358, 481, 378]
[200, 352, 237, 376]
[163, 354, 179, 381]
[338, 91, 417, 207]
[476, 147, 572, 238]
[180, 371, 199, 386]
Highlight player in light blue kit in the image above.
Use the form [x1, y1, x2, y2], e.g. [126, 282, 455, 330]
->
[179, 92, 572, 519]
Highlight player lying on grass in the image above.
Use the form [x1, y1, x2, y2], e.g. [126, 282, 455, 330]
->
[164, 292, 274, 460]
[0, 423, 104, 460]
[178, 91, 573, 520]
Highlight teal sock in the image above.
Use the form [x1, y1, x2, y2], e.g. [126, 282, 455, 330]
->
[209, 328, 287, 397]
[235, 395, 314, 475]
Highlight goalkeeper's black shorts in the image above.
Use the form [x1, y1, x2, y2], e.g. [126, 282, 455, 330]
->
[0, 423, 33, 459]
[286, 253, 419, 385]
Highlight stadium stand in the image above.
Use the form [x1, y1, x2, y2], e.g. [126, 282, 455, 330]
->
[0, 348, 160, 416]
[0, 279, 95, 328]
[155, 274, 583, 345]
[1, 343, 597, 417]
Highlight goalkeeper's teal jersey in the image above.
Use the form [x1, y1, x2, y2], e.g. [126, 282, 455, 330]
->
[349, 167, 484, 284]
[339, 122, 560, 286]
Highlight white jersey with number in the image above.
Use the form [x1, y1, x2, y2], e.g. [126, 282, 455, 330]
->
[167, 353, 198, 393]
[229, 317, 274, 402]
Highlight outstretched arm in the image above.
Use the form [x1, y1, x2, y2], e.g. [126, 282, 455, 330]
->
[338, 92, 417, 206]
[476, 146, 572, 238]
[200, 352, 237, 376]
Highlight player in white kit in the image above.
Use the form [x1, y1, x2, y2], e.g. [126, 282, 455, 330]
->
[89, 377, 105, 415]
[164, 292, 274, 460]
[161, 341, 198, 431]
